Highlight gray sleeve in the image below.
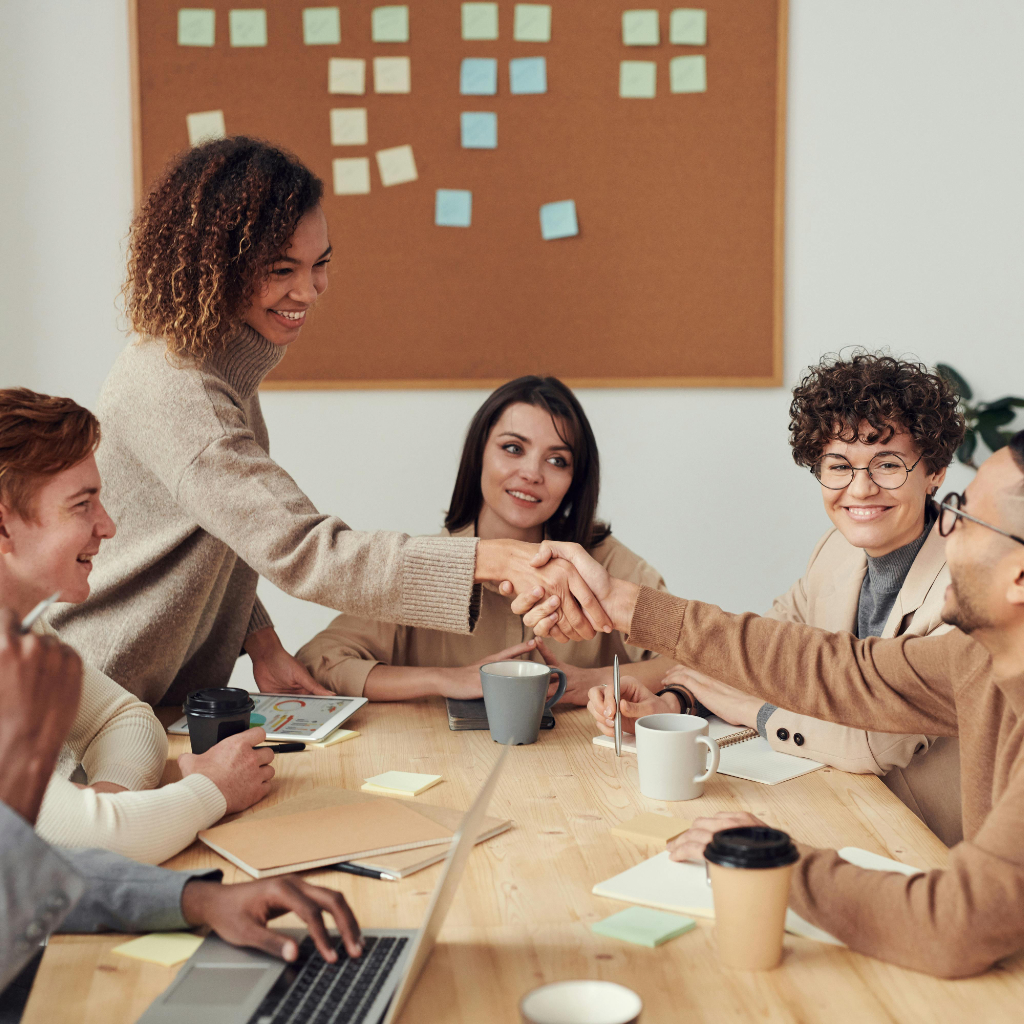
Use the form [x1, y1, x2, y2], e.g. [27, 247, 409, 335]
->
[58, 848, 221, 934]
[756, 703, 778, 739]
[0, 803, 85, 993]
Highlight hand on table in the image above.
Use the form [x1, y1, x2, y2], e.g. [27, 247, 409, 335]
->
[245, 627, 333, 696]
[667, 811, 769, 863]
[0, 608, 83, 824]
[587, 676, 679, 735]
[438, 640, 551, 700]
[479, 538, 612, 643]
[507, 541, 639, 641]
[181, 875, 363, 963]
[661, 666, 763, 730]
[178, 727, 275, 813]
[534, 640, 601, 705]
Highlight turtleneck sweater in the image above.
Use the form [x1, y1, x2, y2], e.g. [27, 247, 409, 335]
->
[48, 327, 479, 707]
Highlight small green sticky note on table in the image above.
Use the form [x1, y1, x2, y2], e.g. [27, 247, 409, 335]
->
[591, 907, 696, 948]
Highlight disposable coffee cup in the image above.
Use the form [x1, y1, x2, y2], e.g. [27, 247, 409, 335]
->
[184, 687, 255, 755]
[520, 981, 642, 1024]
[480, 660, 567, 745]
[705, 826, 799, 970]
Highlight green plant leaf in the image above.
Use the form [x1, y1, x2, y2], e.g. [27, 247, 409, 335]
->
[976, 407, 1017, 428]
[936, 363, 973, 400]
[979, 426, 1010, 452]
[982, 396, 1024, 412]
[956, 431, 977, 465]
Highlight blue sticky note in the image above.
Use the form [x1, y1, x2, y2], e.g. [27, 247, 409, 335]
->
[539, 200, 577, 240]
[461, 112, 497, 149]
[436, 189, 473, 227]
[509, 57, 546, 94]
[460, 57, 498, 95]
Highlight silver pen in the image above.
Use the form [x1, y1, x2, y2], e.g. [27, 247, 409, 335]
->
[19, 592, 60, 634]
[613, 654, 622, 757]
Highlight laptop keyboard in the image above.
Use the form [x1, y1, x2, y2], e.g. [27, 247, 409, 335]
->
[249, 935, 409, 1024]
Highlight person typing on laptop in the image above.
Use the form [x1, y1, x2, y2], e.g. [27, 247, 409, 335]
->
[0, 606, 363, 1015]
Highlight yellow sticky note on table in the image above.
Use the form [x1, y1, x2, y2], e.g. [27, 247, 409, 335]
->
[112, 932, 204, 967]
[307, 728, 360, 749]
[362, 771, 441, 797]
[610, 812, 689, 845]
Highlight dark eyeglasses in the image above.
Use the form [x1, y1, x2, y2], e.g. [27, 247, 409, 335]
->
[938, 492, 1024, 547]
[813, 452, 923, 491]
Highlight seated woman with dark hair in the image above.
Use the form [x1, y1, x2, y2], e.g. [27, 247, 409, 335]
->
[296, 376, 673, 706]
[589, 352, 968, 846]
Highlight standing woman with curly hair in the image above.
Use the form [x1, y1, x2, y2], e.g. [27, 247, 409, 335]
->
[48, 137, 607, 708]
[589, 352, 968, 847]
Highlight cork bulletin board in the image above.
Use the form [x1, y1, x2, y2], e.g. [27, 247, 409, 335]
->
[130, 0, 787, 388]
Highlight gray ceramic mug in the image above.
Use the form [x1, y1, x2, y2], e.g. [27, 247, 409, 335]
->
[480, 660, 567, 745]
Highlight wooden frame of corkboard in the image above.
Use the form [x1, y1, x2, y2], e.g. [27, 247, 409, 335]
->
[129, 0, 787, 389]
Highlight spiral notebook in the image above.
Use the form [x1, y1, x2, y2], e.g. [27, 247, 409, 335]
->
[593, 716, 824, 785]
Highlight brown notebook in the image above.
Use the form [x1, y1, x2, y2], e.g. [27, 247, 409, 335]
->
[235, 787, 513, 879]
[198, 797, 454, 878]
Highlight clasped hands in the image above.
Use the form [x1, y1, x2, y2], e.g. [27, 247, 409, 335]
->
[490, 539, 640, 642]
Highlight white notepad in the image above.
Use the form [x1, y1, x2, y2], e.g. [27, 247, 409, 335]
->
[592, 847, 924, 945]
[593, 716, 824, 785]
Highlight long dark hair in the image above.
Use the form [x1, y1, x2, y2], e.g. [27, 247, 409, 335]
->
[445, 376, 611, 549]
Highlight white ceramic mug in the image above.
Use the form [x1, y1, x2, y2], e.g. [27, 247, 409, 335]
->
[520, 981, 642, 1024]
[634, 713, 720, 800]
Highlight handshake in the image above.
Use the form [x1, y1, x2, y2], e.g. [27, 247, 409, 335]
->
[483, 539, 642, 642]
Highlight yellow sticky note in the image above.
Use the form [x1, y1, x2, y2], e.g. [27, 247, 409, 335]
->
[373, 56, 411, 93]
[307, 727, 360, 749]
[330, 109, 368, 146]
[112, 932, 204, 967]
[610, 812, 689, 845]
[374, 144, 417, 187]
[332, 158, 371, 195]
[328, 58, 366, 95]
[362, 770, 441, 796]
[186, 110, 226, 146]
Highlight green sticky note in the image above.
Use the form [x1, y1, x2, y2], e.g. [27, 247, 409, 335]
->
[670, 54, 706, 93]
[622, 10, 659, 46]
[372, 6, 409, 42]
[303, 7, 341, 45]
[619, 60, 656, 98]
[670, 8, 706, 45]
[229, 9, 267, 47]
[591, 907, 696, 948]
[513, 3, 551, 42]
[462, 2, 499, 40]
[178, 9, 215, 46]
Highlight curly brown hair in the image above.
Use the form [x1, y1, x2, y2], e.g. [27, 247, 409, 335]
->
[789, 352, 965, 473]
[0, 388, 100, 521]
[123, 137, 323, 360]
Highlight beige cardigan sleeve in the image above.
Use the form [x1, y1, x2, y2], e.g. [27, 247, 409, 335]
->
[296, 616, 409, 697]
[758, 538, 935, 775]
[34, 627, 228, 863]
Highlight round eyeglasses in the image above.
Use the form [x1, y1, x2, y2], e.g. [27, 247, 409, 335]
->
[813, 453, 923, 491]
[939, 491, 1024, 546]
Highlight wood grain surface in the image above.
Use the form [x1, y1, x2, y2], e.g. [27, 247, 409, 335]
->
[23, 700, 1024, 1023]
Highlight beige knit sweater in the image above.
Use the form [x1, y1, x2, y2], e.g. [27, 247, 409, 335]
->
[34, 622, 226, 864]
[48, 328, 479, 706]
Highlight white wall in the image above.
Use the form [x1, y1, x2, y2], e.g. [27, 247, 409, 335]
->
[2, 2, 1022, 686]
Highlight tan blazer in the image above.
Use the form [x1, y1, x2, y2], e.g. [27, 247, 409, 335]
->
[763, 520, 962, 846]
[296, 527, 668, 696]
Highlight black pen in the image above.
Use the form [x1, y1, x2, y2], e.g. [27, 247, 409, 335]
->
[333, 862, 399, 882]
[253, 742, 308, 753]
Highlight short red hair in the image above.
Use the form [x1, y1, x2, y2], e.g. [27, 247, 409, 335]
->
[0, 388, 100, 521]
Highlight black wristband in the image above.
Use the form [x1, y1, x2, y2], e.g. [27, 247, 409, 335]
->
[656, 686, 694, 715]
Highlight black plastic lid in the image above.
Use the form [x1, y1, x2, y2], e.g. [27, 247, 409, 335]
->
[704, 827, 799, 869]
[184, 687, 255, 715]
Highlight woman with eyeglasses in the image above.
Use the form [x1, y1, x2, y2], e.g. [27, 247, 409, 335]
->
[589, 352, 968, 846]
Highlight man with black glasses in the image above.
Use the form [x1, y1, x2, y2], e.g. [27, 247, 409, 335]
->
[523, 431, 1024, 977]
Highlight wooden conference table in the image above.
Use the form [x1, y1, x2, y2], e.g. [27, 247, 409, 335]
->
[24, 701, 1024, 1024]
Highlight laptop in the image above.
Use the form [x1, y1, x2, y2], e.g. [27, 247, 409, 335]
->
[138, 744, 510, 1024]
